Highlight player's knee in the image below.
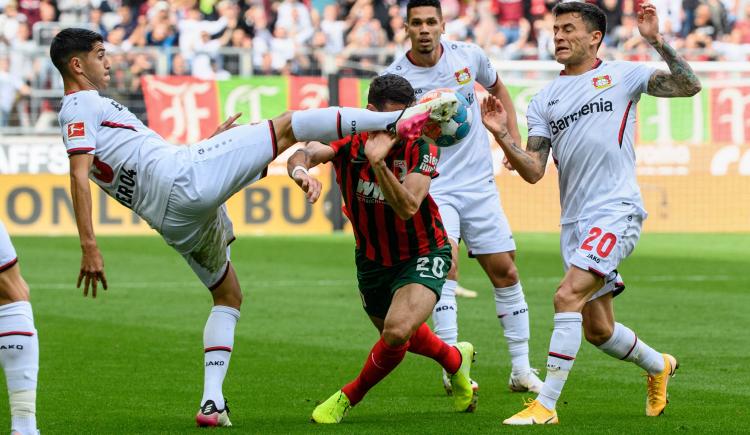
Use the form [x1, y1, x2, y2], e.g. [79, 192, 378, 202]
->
[584, 322, 613, 346]
[553, 284, 583, 312]
[382, 324, 411, 347]
[494, 263, 519, 288]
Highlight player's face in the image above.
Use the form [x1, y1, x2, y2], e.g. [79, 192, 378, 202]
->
[552, 13, 601, 65]
[406, 6, 444, 54]
[79, 42, 111, 90]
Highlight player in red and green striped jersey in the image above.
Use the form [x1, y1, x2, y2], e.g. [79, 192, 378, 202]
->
[287, 74, 477, 424]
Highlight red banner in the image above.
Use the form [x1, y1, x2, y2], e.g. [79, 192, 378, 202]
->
[288, 76, 329, 109]
[141, 76, 219, 144]
[710, 85, 750, 144]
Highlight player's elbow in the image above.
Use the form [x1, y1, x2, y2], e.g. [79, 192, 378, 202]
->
[396, 205, 418, 220]
[686, 81, 702, 97]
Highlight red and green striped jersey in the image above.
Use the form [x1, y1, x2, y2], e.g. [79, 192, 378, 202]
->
[330, 133, 448, 266]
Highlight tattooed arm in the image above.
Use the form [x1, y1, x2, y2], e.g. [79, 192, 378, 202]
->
[638, 3, 702, 97]
[481, 96, 550, 184]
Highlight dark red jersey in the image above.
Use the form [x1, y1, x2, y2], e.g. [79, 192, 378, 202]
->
[330, 133, 448, 266]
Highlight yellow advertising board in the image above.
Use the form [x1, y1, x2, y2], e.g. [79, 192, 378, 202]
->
[0, 168, 335, 236]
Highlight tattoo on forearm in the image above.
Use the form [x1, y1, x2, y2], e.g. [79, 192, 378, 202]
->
[526, 136, 551, 167]
[647, 41, 701, 97]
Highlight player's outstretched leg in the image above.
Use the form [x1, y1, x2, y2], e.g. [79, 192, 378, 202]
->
[289, 91, 459, 144]
[407, 323, 477, 412]
[196, 265, 242, 428]
[0, 300, 39, 435]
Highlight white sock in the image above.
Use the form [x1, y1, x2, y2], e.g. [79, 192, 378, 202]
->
[291, 107, 401, 143]
[494, 282, 531, 375]
[0, 302, 38, 435]
[432, 279, 458, 345]
[201, 306, 240, 410]
[597, 322, 665, 375]
[537, 312, 582, 411]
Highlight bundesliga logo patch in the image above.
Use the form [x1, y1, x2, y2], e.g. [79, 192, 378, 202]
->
[454, 67, 471, 85]
[592, 75, 612, 89]
[67, 122, 86, 140]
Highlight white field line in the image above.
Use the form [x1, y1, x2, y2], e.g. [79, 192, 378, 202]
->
[28, 275, 737, 290]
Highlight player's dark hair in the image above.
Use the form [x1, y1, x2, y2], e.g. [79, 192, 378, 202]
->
[50, 28, 104, 75]
[406, 0, 442, 20]
[368, 74, 416, 111]
[552, 1, 607, 47]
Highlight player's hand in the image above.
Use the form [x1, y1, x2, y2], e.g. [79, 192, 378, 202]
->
[209, 113, 242, 139]
[364, 131, 398, 164]
[77, 246, 108, 298]
[637, 3, 661, 44]
[502, 156, 515, 171]
[292, 169, 323, 203]
[481, 96, 510, 141]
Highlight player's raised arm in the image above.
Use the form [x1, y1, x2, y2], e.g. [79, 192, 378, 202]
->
[286, 141, 334, 203]
[638, 3, 701, 97]
[481, 96, 550, 184]
[69, 154, 108, 297]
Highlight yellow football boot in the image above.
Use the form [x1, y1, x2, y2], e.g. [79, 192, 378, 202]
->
[311, 390, 351, 424]
[503, 399, 558, 425]
[646, 353, 679, 416]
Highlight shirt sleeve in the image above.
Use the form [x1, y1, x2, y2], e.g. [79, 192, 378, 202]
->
[620, 62, 657, 100]
[473, 44, 499, 89]
[59, 93, 102, 156]
[408, 139, 440, 178]
[329, 133, 364, 157]
[526, 94, 551, 139]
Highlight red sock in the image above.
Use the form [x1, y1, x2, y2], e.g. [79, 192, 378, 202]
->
[408, 323, 461, 374]
[341, 337, 408, 406]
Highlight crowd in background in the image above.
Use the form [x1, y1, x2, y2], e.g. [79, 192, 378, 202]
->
[0, 0, 749, 127]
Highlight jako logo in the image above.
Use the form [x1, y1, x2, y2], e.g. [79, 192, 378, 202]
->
[0, 345, 23, 350]
[549, 98, 613, 135]
[206, 361, 225, 366]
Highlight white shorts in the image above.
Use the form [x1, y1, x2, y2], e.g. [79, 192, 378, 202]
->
[159, 122, 277, 288]
[433, 181, 516, 255]
[0, 220, 17, 273]
[560, 204, 643, 300]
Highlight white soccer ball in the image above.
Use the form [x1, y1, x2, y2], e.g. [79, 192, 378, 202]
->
[418, 88, 473, 148]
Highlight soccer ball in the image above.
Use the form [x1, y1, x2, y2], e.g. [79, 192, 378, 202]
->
[418, 88, 473, 148]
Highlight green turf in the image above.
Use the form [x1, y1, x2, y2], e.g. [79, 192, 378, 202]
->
[2, 233, 749, 434]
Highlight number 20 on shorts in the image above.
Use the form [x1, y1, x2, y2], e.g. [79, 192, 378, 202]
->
[581, 227, 617, 258]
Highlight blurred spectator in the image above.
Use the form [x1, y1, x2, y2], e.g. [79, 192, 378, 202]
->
[320, 4, 346, 53]
[0, 2, 27, 45]
[171, 52, 191, 75]
[0, 56, 31, 127]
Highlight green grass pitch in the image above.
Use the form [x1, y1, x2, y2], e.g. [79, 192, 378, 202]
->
[2, 233, 749, 434]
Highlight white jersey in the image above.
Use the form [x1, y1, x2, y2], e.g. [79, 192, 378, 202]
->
[58, 90, 183, 229]
[384, 41, 499, 194]
[526, 60, 655, 224]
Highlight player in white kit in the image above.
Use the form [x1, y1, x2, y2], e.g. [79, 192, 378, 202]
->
[383, 0, 543, 394]
[479, 2, 701, 425]
[0, 221, 39, 435]
[49, 28, 461, 428]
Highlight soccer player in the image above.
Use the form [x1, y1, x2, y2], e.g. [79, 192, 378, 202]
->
[286, 74, 476, 424]
[383, 0, 543, 394]
[50, 28, 460, 427]
[480, 2, 700, 425]
[0, 221, 39, 435]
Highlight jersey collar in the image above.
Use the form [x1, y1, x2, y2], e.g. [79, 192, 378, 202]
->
[559, 58, 603, 76]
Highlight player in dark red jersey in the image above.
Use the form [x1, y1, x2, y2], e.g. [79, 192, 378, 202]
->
[287, 74, 477, 424]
